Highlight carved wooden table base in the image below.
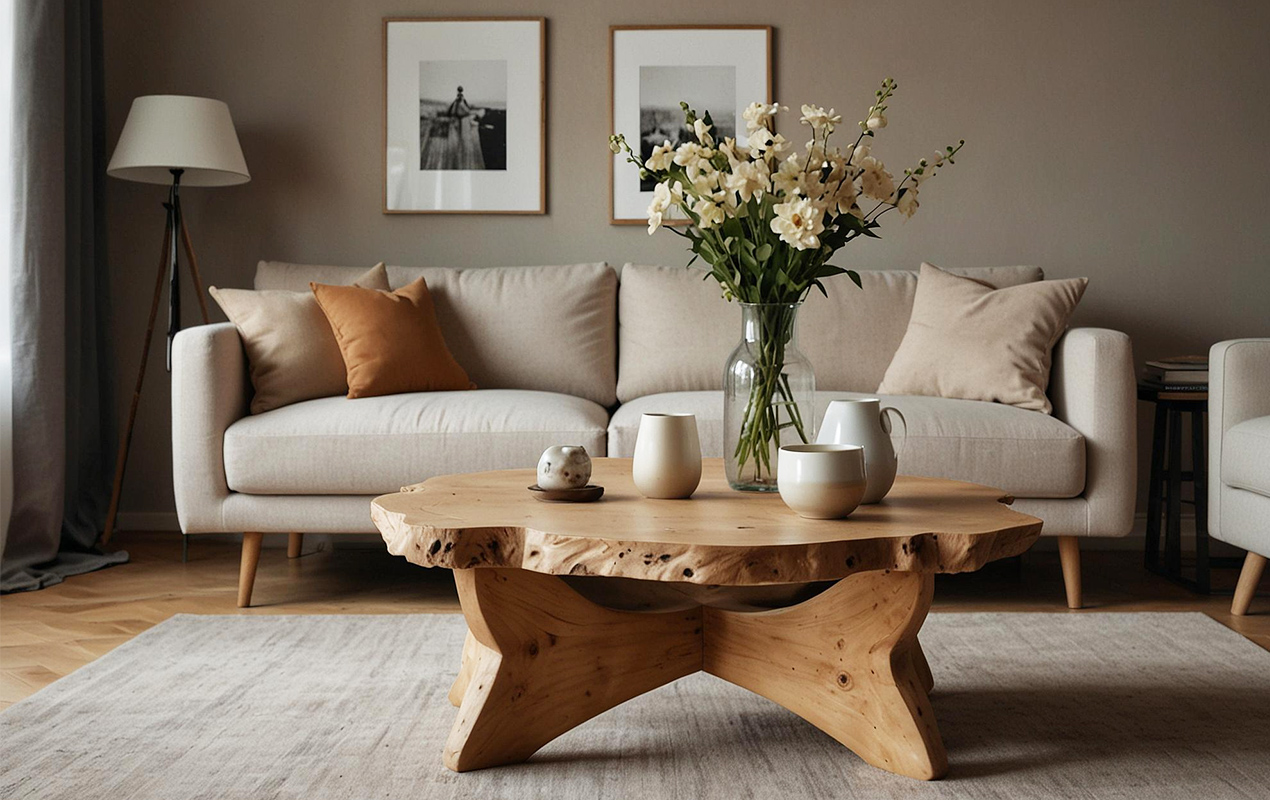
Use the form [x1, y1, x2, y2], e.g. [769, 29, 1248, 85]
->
[446, 566, 945, 780]
[374, 460, 1042, 781]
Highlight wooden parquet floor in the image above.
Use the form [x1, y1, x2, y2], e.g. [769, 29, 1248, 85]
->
[1, 531, 1266, 710]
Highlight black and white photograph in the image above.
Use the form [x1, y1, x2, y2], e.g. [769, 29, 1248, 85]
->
[610, 26, 771, 223]
[419, 60, 507, 171]
[638, 66, 736, 190]
[385, 18, 544, 213]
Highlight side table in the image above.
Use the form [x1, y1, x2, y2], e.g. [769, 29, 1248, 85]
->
[1138, 383, 1241, 592]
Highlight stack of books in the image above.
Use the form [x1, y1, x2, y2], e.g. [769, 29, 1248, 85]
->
[1142, 356, 1208, 392]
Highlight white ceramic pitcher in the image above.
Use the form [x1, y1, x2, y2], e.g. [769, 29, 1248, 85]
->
[815, 398, 907, 504]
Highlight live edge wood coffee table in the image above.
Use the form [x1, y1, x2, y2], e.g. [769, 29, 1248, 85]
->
[371, 458, 1041, 781]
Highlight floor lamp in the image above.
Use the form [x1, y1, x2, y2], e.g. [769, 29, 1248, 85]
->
[103, 95, 250, 547]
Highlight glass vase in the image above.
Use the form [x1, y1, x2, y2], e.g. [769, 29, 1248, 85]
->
[723, 302, 815, 491]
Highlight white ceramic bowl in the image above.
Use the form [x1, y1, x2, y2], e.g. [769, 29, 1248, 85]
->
[777, 444, 868, 520]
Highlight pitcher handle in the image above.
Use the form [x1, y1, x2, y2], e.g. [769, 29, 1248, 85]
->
[880, 406, 908, 460]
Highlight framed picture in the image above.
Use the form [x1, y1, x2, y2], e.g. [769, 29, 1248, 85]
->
[384, 17, 545, 214]
[609, 25, 772, 225]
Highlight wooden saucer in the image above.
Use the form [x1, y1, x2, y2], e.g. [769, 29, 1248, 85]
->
[528, 484, 605, 503]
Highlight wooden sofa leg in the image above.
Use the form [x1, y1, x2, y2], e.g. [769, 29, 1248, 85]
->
[238, 532, 264, 608]
[287, 532, 304, 559]
[1232, 553, 1266, 616]
[1058, 536, 1082, 609]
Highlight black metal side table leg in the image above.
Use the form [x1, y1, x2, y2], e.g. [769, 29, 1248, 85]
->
[1144, 405, 1167, 569]
[1165, 409, 1183, 576]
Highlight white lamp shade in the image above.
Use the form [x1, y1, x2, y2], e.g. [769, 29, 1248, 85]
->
[107, 95, 250, 186]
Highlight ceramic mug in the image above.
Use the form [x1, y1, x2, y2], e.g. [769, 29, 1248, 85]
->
[632, 413, 702, 499]
[777, 444, 868, 520]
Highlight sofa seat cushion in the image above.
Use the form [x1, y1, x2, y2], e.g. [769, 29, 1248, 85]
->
[1222, 416, 1270, 498]
[608, 391, 1085, 499]
[224, 389, 608, 495]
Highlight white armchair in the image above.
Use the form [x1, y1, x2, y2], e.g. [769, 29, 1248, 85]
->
[1209, 339, 1270, 615]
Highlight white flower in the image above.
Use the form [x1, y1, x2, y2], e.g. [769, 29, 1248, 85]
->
[769, 133, 791, 156]
[851, 143, 871, 166]
[866, 113, 888, 131]
[647, 180, 685, 236]
[647, 209, 664, 235]
[645, 140, 674, 171]
[673, 142, 714, 172]
[830, 175, 858, 216]
[693, 118, 714, 146]
[742, 101, 781, 132]
[689, 162, 721, 194]
[648, 180, 684, 214]
[771, 155, 804, 195]
[770, 194, 826, 250]
[859, 156, 895, 201]
[718, 137, 749, 166]
[693, 192, 727, 229]
[896, 187, 919, 219]
[800, 104, 842, 132]
[746, 128, 775, 153]
[723, 159, 770, 203]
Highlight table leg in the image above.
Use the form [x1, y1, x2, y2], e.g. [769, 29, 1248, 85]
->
[444, 568, 702, 772]
[1144, 405, 1167, 568]
[1166, 409, 1183, 575]
[1191, 410, 1210, 593]
[703, 570, 946, 781]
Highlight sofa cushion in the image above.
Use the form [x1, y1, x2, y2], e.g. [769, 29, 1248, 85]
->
[256, 261, 618, 406]
[616, 264, 1044, 402]
[607, 391, 1084, 498]
[1222, 416, 1270, 498]
[310, 277, 473, 398]
[224, 389, 608, 495]
[210, 262, 390, 414]
[877, 263, 1087, 414]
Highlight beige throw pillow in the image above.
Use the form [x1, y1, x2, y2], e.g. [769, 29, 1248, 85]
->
[210, 263, 389, 413]
[877, 262, 1087, 414]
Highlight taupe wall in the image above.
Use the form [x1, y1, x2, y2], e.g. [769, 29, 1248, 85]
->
[103, 1, 1270, 524]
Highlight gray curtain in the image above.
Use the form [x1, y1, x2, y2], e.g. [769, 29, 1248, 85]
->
[1, 0, 127, 591]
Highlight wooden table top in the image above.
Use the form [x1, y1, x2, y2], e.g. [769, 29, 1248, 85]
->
[372, 458, 1042, 586]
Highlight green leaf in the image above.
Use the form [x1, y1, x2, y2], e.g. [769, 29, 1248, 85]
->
[847, 269, 863, 289]
[755, 243, 772, 261]
[812, 279, 828, 297]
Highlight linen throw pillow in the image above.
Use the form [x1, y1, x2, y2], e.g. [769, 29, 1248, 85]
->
[310, 276, 473, 399]
[877, 262, 1087, 414]
[210, 263, 390, 414]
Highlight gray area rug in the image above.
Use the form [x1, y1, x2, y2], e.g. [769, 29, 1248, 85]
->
[2, 612, 1268, 799]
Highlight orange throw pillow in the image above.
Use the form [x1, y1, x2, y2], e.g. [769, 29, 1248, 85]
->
[310, 277, 474, 398]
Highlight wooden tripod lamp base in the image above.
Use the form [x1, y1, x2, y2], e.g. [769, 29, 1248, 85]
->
[101, 173, 210, 546]
[102, 94, 250, 546]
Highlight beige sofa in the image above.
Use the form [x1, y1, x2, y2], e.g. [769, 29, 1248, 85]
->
[172, 261, 1136, 608]
[1209, 339, 1270, 615]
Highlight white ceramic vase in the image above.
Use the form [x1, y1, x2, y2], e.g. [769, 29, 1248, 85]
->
[816, 398, 907, 504]
[632, 413, 702, 499]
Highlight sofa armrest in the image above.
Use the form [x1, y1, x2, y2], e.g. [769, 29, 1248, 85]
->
[1209, 339, 1270, 539]
[1048, 328, 1136, 536]
[171, 323, 250, 532]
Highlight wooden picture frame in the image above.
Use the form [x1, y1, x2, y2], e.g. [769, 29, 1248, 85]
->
[609, 25, 772, 225]
[384, 17, 546, 214]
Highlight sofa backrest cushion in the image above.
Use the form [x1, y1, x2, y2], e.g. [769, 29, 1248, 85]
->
[256, 261, 618, 406]
[616, 263, 1044, 402]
